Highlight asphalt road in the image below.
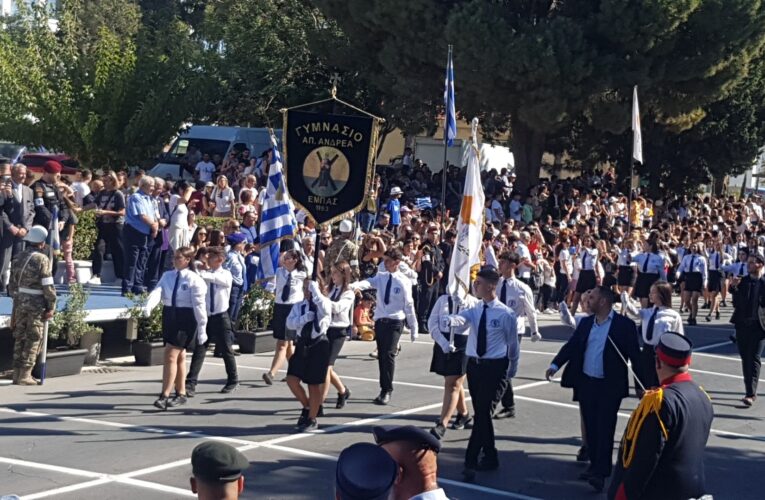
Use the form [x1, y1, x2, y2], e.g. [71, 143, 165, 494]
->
[1, 303, 763, 499]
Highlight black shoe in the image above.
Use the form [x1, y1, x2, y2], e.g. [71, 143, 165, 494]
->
[588, 475, 605, 492]
[336, 388, 351, 409]
[476, 458, 499, 471]
[186, 385, 196, 398]
[705, 315, 711, 322]
[262, 372, 274, 385]
[688, 317, 696, 326]
[221, 382, 239, 394]
[721, 301, 728, 307]
[451, 413, 472, 430]
[296, 408, 309, 429]
[715, 311, 720, 320]
[373, 391, 391, 405]
[702, 303, 710, 310]
[430, 423, 446, 440]
[576, 446, 589, 462]
[300, 418, 318, 432]
[153, 395, 169, 410]
[730, 333, 737, 344]
[461, 467, 476, 483]
[494, 406, 515, 419]
[167, 394, 188, 407]
[318, 405, 325, 417]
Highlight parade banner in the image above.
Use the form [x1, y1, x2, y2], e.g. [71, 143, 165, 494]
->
[282, 109, 379, 225]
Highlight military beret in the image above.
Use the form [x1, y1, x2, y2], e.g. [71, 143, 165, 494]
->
[43, 160, 62, 174]
[336, 442, 397, 500]
[656, 332, 693, 367]
[372, 425, 442, 454]
[191, 441, 249, 483]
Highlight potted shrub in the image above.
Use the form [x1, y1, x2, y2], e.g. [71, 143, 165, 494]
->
[235, 285, 275, 354]
[33, 284, 99, 377]
[122, 293, 164, 366]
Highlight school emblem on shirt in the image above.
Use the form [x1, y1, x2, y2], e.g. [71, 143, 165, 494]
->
[393, 287, 402, 294]
[283, 106, 382, 225]
[490, 319, 500, 328]
[181, 284, 188, 291]
[509, 300, 516, 308]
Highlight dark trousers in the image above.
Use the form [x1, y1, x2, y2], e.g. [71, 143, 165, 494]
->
[229, 284, 244, 326]
[122, 224, 150, 294]
[187, 313, 238, 386]
[417, 282, 438, 330]
[736, 325, 765, 397]
[492, 335, 522, 411]
[375, 319, 403, 392]
[92, 222, 124, 279]
[466, 357, 509, 468]
[555, 273, 569, 303]
[539, 284, 554, 310]
[145, 236, 167, 291]
[579, 376, 622, 478]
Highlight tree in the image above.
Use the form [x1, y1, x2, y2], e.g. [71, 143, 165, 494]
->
[310, 0, 765, 192]
[0, 0, 208, 168]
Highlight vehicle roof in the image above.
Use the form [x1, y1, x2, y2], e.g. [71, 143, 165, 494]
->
[182, 125, 274, 140]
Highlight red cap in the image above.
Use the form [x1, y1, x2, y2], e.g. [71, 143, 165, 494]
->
[43, 160, 62, 174]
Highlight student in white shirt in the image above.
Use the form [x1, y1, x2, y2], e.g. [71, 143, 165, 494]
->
[572, 235, 600, 314]
[263, 249, 307, 385]
[616, 237, 638, 296]
[195, 154, 216, 183]
[320, 261, 355, 410]
[286, 279, 331, 432]
[632, 239, 667, 308]
[147, 246, 208, 410]
[676, 243, 707, 325]
[705, 240, 729, 322]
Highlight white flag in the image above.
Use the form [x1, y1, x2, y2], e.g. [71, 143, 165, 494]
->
[447, 117, 484, 300]
[632, 85, 643, 164]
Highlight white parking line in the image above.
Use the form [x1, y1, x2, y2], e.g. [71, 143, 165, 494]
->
[22, 478, 113, 499]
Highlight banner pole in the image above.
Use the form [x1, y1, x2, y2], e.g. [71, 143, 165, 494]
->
[440, 44, 453, 225]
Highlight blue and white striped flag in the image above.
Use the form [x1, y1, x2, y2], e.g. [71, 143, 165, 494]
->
[444, 45, 456, 147]
[415, 197, 432, 210]
[48, 206, 60, 253]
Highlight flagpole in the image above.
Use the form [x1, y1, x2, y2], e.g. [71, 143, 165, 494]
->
[440, 44, 453, 226]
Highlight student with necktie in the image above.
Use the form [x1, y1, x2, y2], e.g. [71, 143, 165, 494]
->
[319, 261, 354, 410]
[185, 246, 239, 397]
[621, 280, 684, 389]
[263, 249, 307, 385]
[285, 279, 331, 431]
[676, 243, 707, 325]
[350, 248, 418, 406]
[615, 237, 638, 297]
[224, 232, 247, 324]
[445, 267, 520, 483]
[631, 239, 667, 308]
[705, 240, 729, 322]
[146, 246, 208, 410]
[571, 235, 600, 314]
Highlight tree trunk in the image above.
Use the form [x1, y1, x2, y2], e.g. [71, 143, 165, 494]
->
[510, 116, 546, 194]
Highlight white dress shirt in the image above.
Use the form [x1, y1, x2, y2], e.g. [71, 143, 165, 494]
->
[578, 247, 599, 271]
[677, 253, 708, 286]
[633, 252, 666, 278]
[621, 293, 684, 346]
[448, 298, 520, 377]
[428, 293, 479, 353]
[706, 251, 728, 272]
[351, 271, 418, 337]
[198, 266, 233, 315]
[327, 285, 354, 328]
[515, 243, 532, 278]
[408, 489, 449, 500]
[497, 276, 539, 335]
[722, 260, 748, 277]
[224, 250, 246, 287]
[147, 269, 208, 341]
[275, 267, 307, 304]
[377, 261, 418, 286]
[286, 282, 331, 340]
[616, 248, 635, 267]
[558, 249, 572, 276]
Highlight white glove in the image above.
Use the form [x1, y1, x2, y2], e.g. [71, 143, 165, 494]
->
[197, 330, 208, 345]
[531, 331, 542, 342]
[302, 312, 315, 323]
[410, 330, 418, 343]
[436, 336, 451, 353]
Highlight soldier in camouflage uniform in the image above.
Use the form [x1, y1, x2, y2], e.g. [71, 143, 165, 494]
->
[323, 219, 359, 281]
[8, 225, 57, 385]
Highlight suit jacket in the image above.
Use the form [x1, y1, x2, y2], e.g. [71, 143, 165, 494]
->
[730, 274, 765, 327]
[2, 183, 34, 240]
[551, 312, 644, 399]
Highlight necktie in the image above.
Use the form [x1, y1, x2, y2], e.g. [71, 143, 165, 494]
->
[171, 271, 181, 307]
[477, 304, 488, 357]
[209, 282, 216, 313]
[331, 288, 339, 301]
[281, 271, 292, 302]
[500, 280, 507, 304]
[642, 253, 650, 273]
[716, 253, 720, 269]
[646, 307, 658, 342]
[740, 263, 745, 276]
[384, 274, 392, 305]
[581, 251, 587, 269]
[689, 255, 696, 273]
[310, 300, 320, 332]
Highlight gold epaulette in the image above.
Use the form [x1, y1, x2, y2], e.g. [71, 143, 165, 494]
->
[621, 388, 669, 468]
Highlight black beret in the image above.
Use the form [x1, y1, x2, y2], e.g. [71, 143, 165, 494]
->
[372, 425, 442, 453]
[336, 443, 397, 500]
[191, 441, 249, 483]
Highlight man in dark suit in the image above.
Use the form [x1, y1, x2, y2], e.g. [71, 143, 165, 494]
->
[545, 286, 644, 493]
[0, 163, 34, 292]
[729, 253, 765, 407]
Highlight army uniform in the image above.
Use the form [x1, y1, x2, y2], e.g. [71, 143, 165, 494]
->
[31, 177, 67, 231]
[8, 246, 56, 385]
[324, 236, 359, 280]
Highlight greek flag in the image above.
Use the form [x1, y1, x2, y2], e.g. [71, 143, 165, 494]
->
[415, 197, 432, 210]
[258, 133, 297, 279]
[444, 45, 457, 147]
[48, 206, 60, 252]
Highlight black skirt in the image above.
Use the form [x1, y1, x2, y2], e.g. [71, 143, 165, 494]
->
[684, 272, 703, 293]
[287, 335, 330, 384]
[327, 327, 348, 365]
[272, 303, 297, 341]
[162, 306, 198, 349]
[634, 272, 660, 299]
[430, 343, 468, 376]
[576, 270, 597, 293]
[617, 266, 635, 286]
[707, 270, 722, 292]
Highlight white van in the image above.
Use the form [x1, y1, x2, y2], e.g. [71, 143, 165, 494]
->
[148, 125, 280, 180]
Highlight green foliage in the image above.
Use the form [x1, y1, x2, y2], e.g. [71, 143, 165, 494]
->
[48, 283, 103, 348]
[196, 216, 229, 231]
[72, 210, 98, 261]
[121, 292, 163, 342]
[237, 285, 275, 332]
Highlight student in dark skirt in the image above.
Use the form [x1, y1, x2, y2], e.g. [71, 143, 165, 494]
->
[320, 261, 354, 409]
[677, 243, 707, 326]
[616, 237, 638, 296]
[285, 279, 331, 432]
[427, 292, 479, 440]
[705, 240, 728, 322]
[632, 239, 667, 308]
[572, 235, 600, 314]
[147, 246, 208, 410]
[263, 249, 307, 385]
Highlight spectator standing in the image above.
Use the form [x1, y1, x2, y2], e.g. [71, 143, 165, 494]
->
[122, 176, 157, 295]
[1, 163, 34, 291]
[195, 154, 216, 184]
[211, 176, 236, 218]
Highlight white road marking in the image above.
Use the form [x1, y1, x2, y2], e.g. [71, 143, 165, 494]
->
[0, 456, 104, 478]
[22, 478, 113, 499]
